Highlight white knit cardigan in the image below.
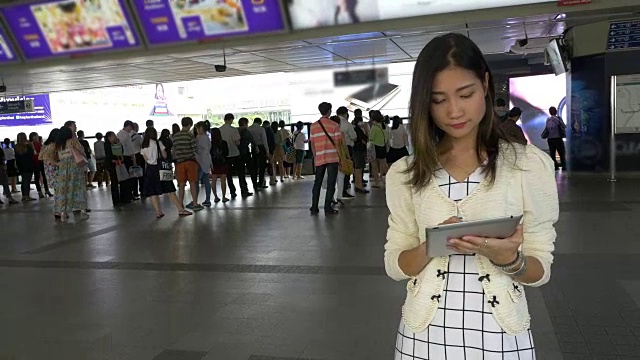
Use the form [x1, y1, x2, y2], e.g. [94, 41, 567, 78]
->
[384, 143, 559, 336]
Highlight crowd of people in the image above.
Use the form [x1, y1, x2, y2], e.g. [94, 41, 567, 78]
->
[0, 121, 91, 219]
[306, 104, 410, 215]
[0, 108, 411, 220]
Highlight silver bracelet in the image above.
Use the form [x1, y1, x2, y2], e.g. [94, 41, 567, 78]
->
[503, 256, 528, 278]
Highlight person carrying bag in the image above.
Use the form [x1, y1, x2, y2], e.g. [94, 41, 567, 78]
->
[319, 121, 354, 176]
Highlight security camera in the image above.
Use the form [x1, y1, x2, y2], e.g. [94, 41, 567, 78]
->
[215, 49, 227, 73]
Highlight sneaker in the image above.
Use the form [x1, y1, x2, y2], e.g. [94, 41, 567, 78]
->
[202, 201, 212, 207]
[186, 202, 195, 209]
[192, 204, 205, 211]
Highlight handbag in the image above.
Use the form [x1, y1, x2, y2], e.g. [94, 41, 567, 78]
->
[72, 147, 88, 167]
[541, 127, 549, 139]
[157, 141, 173, 182]
[318, 121, 354, 176]
[284, 145, 297, 164]
[115, 161, 130, 182]
[129, 165, 143, 178]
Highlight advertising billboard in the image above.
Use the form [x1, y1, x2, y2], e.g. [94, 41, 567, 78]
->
[2, 0, 139, 59]
[0, 25, 17, 62]
[287, 0, 553, 29]
[133, 0, 286, 45]
[0, 94, 52, 127]
[509, 73, 567, 151]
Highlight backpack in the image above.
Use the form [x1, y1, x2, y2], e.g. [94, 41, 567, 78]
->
[211, 144, 225, 166]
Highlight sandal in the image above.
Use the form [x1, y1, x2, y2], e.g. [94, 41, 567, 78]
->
[178, 210, 193, 217]
[156, 213, 165, 219]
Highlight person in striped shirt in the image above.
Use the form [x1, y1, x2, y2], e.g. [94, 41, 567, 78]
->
[309, 102, 342, 216]
[173, 117, 203, 211]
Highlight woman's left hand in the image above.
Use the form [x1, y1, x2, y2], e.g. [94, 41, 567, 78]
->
[447, 225, 523, 265]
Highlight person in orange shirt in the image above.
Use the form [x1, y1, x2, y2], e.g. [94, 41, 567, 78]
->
[309, 102, 342, 216]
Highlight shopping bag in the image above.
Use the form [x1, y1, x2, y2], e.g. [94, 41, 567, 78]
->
[156, 142, 173, 181]
[115, 163, 130, 182]
[159, 161, 173, 181]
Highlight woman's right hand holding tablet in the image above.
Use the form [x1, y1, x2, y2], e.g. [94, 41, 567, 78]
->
[399, 216, 463, 277]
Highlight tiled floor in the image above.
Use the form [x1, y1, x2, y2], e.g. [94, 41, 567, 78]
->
[1, 173, 640, 359]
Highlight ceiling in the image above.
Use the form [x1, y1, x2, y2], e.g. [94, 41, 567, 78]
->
[0, 6, 636, 96]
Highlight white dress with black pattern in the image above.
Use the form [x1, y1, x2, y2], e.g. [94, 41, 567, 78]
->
[394, 166, 536, 360]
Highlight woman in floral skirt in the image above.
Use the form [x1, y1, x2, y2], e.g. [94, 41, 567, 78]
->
[53, 126, 89, 221]
[40, 128, 60, 193]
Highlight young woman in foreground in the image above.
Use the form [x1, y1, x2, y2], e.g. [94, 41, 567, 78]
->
[385, 33, 558, 359]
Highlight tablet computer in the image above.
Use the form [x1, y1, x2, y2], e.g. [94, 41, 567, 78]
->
[426, 215, 523, 257]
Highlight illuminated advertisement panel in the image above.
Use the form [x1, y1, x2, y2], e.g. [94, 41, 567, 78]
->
[133, 0, 286, 45]
[2, 0, 139, 59]
[287, 0, 553, 29]
[0, 25, 17, 62]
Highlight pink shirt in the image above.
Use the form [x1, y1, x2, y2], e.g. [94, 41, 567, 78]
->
[310, 117, 342, 166]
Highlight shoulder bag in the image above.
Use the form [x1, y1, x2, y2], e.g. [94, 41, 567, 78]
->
[157, 141, 174, 182]
[318, 121, 354, 175]
[72, 146, 88, 167]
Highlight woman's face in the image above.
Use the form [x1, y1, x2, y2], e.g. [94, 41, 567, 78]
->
[108, 134, 117, 143]
[430, 66, 488, 140]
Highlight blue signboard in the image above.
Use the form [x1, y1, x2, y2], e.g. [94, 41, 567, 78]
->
[0, 94, 52, 127]
[608, 20, 640, 51]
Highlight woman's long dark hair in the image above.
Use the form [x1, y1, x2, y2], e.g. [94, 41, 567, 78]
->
[211, 128, 223, 145]
[142, 127, 158, 149]
[105, 131, 116, 145]
[392, 116, 402, 130]
[55, 126, 73, 150]
[407, 33, 507, 188]
[44, 129, 59, 146]
[14, 133, 29, 154]
[160, 129, 171, 141]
